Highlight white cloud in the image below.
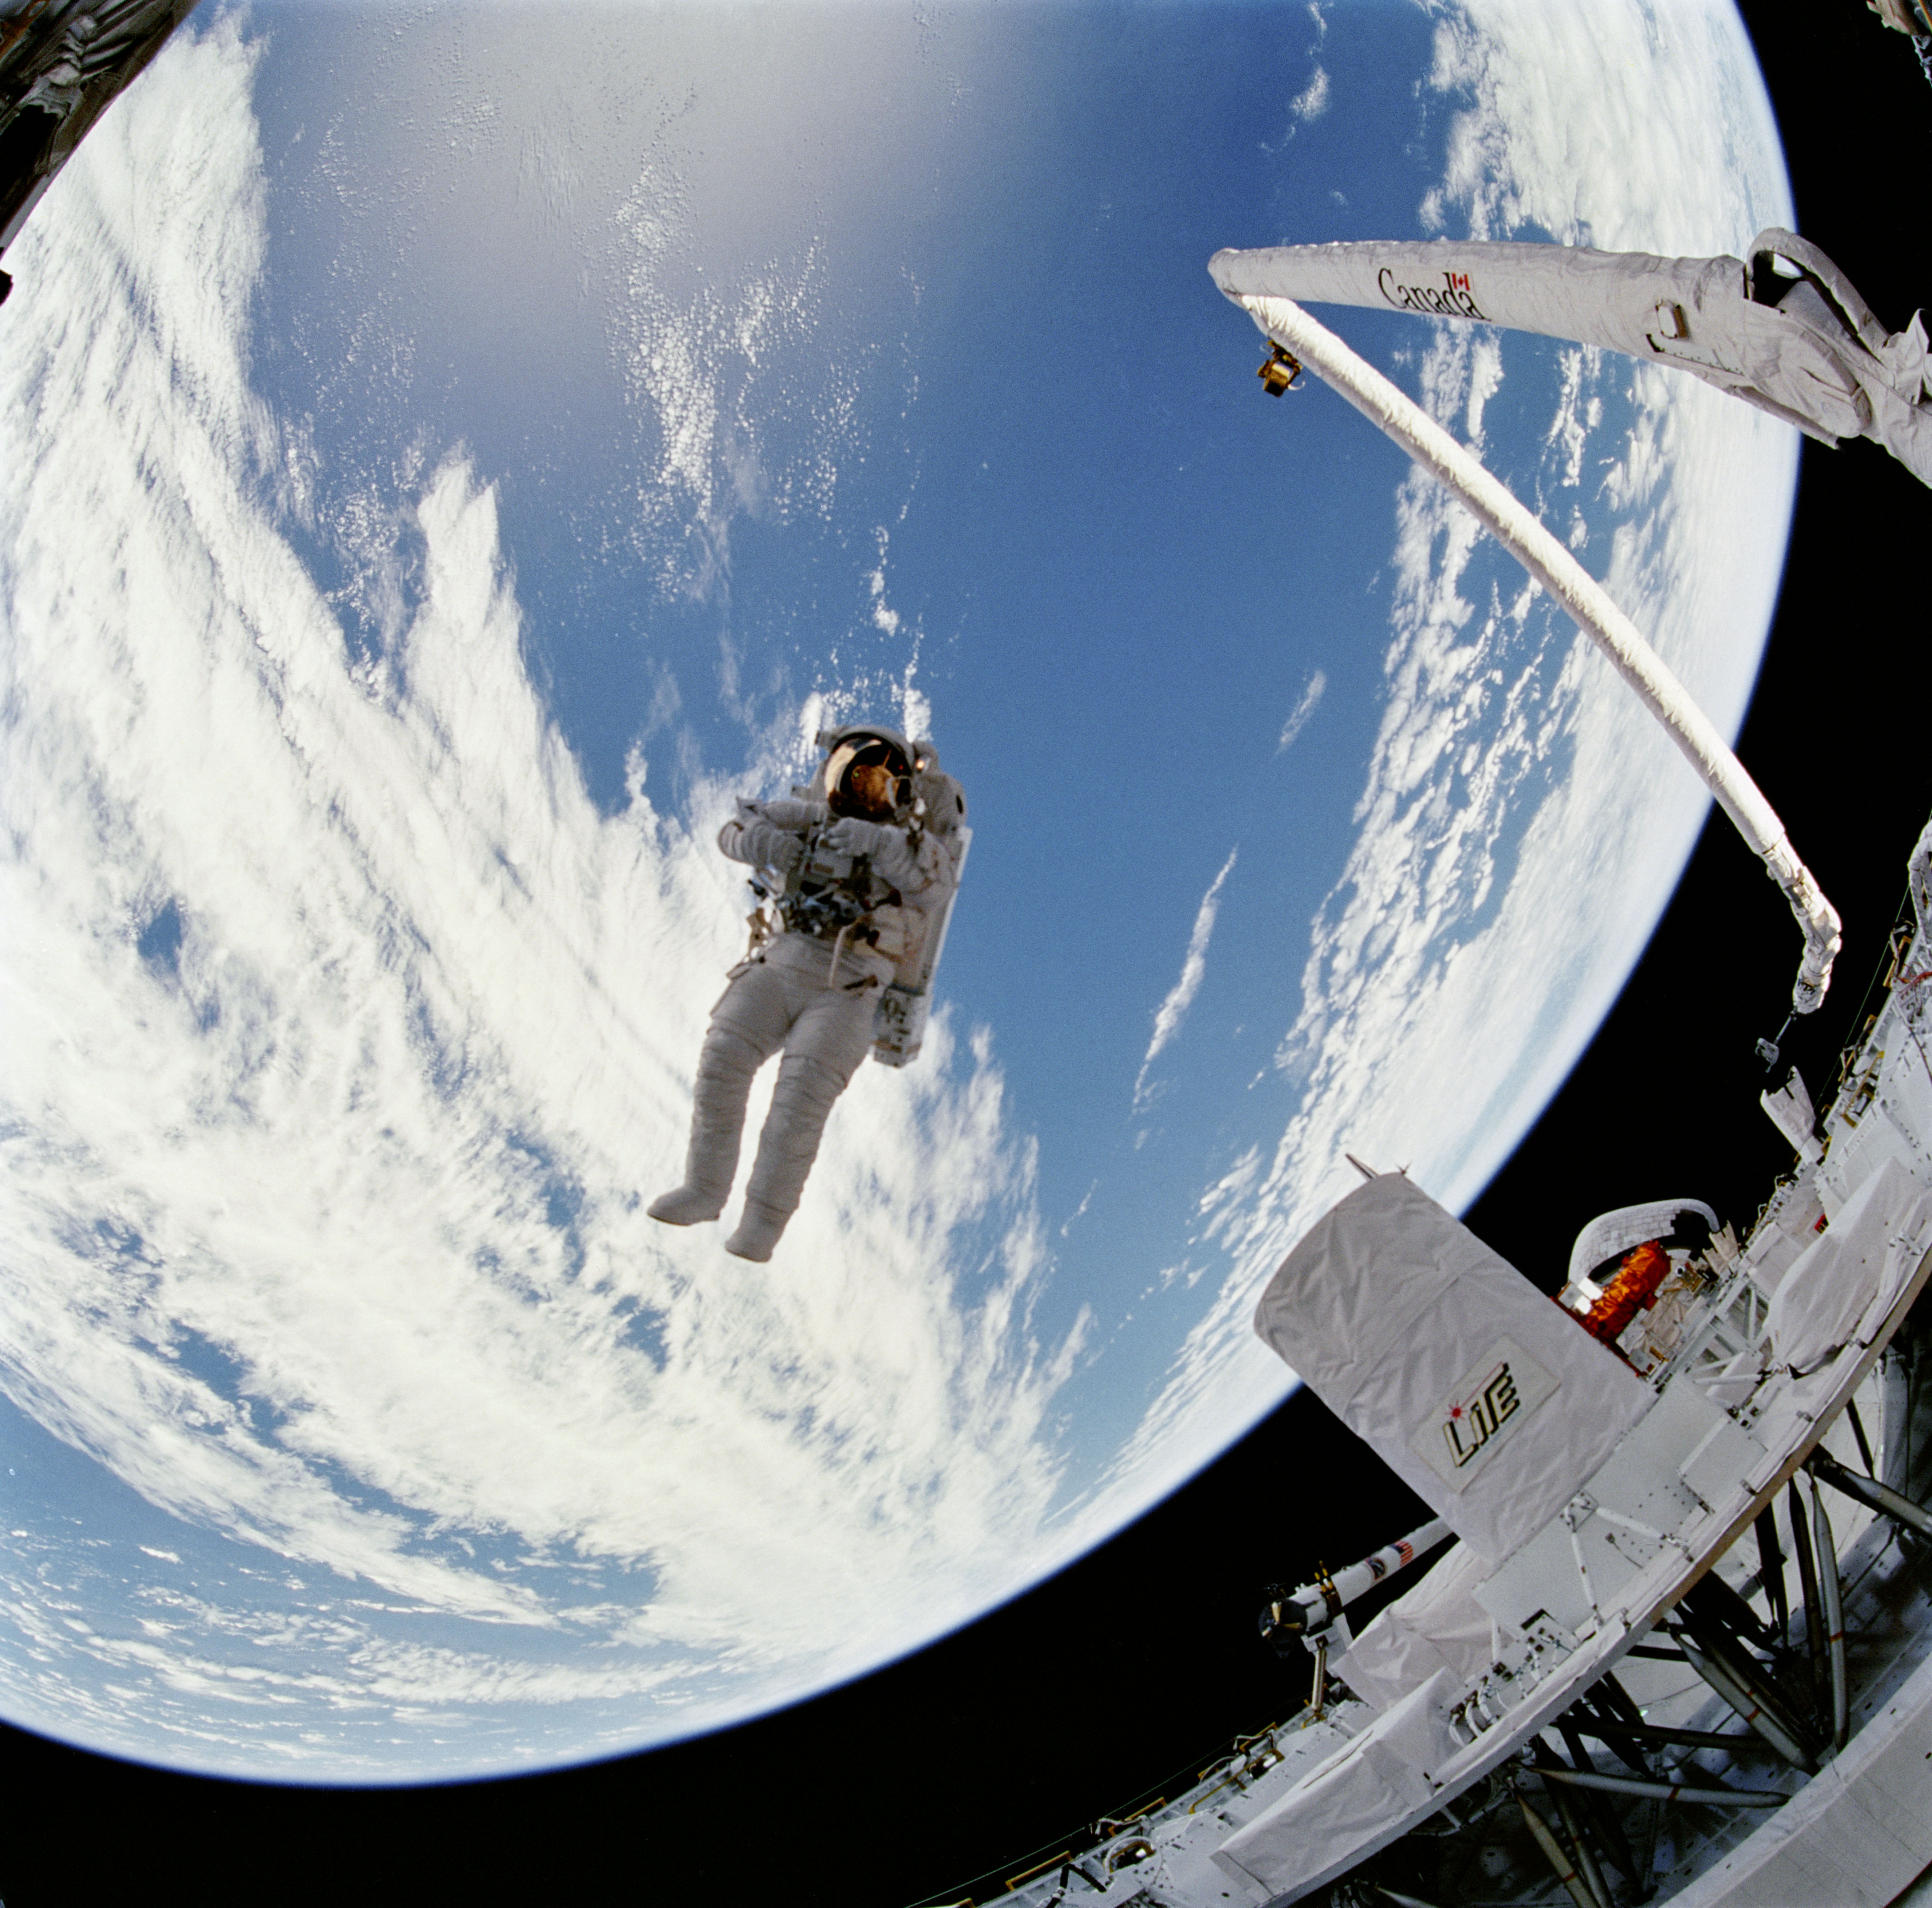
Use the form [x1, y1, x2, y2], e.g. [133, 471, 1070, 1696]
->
[1546, 345, 1605, 489]
[869, 565, 902, 635]
[1134, 851, 1239, 1109]
[0, 19, 1071, 1772]
[1277, 668, 1328, 753]
[1427, 0, 1793, 253]
[615, 186, 863, 603]
[1291, 67, 1332, 124]
[1463, 332, 1505, 446]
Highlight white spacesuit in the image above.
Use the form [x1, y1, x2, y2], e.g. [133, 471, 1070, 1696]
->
[649, 725, 967, 1262]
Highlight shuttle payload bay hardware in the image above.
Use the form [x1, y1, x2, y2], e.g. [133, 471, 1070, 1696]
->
[971, 811, 1932, 1908]
[0, 0, 199, 305]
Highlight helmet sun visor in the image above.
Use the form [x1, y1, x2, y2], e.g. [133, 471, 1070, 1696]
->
[826, 734, 911, 819]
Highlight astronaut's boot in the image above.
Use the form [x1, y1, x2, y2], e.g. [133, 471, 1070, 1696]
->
[723, 1199, 790, 1264]
[648, 1185, 725, 1225]
[726, 1052, 848, 1261]
[649, 1024, 762, 1226]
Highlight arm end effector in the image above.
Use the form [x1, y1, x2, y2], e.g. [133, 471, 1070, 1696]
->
[1766, 834, 1842, 1016]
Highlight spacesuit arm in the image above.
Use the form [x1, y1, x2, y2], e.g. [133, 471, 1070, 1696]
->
[757, 799, 826, 831]
[718, 798, 823, 874]
[821, 818, 957, 899]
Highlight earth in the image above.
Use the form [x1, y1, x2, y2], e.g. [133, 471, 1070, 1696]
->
[0, 0, 1795, 1781]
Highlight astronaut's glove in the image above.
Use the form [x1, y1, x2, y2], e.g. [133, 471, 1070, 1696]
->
[822, 816, 924, 887]
[821, 817, 893, 859]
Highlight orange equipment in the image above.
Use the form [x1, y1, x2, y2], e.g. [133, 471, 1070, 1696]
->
[1580, 1239, 1672, 1345]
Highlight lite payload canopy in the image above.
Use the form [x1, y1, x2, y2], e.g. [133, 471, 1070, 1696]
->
[1252, 1173, 1652, 1567]
[1209, 229, 1932, 487]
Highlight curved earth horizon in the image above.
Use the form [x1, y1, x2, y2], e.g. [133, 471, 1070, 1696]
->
[0, 0, 1796, 1782]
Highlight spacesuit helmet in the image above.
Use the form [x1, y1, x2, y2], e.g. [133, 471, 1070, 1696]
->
[821, 727, 914, 820]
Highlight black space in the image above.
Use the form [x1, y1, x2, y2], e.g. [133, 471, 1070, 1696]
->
[2, 5, 1925, 1904]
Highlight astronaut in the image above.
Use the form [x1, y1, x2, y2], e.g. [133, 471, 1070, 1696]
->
[649, 724, 967, 1262]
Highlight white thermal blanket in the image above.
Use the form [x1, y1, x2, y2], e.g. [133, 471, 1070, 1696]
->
[1331, 1541, 1492, 1714]
[1212, 1669, 1465, 1899]
[1567, 1198, 1718, 1287]
[1768, 1156, 1932, 1374]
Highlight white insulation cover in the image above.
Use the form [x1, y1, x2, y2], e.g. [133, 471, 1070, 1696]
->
[1213, 1668, 1466, 1898]
[1767, 1156, 1932, 1374]
[1253, 1176, 1653, 1565]
[1567, 1198, 1719, 1287]
[1330, 1541, 1493, 1714]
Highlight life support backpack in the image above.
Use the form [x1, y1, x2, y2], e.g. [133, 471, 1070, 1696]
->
[871, 751, 967, 1067]
[872, 830, 969, 1068]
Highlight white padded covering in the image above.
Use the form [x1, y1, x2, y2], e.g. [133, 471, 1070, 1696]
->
[1330, 1542, 1492, 1714]
[1253, 1176, 1653, 1564]
[1767, 1157, 1932, 1374]
[1212, 1669, 1466, 1899]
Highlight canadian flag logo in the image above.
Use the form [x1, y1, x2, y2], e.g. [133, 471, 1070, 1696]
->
[1377, 267, 1490, 322]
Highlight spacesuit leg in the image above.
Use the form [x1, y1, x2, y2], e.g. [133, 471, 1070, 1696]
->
[725, 982, 878, 1262]
[648, 965, 792, 1226]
